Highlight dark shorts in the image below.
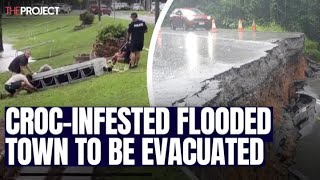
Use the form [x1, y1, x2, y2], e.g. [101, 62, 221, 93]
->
[5, 81, 22, 95]
[130, 41, 144, 52]
[123, 52, 131, 64]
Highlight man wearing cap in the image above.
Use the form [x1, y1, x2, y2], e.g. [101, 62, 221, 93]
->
[128, 12, 148, 68]
[8, 49, 33, 75]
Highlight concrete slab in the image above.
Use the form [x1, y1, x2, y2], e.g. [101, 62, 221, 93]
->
[297, 79, 320, 100]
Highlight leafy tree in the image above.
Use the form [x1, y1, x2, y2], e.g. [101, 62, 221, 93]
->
[0, 1, 3, 53]
[169, 0, 319, 42]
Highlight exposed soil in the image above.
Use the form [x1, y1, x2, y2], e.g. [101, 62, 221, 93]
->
[94, 38, 127, 58]
[186, 35, 320, 179]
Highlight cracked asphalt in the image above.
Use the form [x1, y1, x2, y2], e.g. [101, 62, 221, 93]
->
[150, 28, 303, 106]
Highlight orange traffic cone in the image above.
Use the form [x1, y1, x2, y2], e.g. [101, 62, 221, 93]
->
[252, 19, 257, 32]
[211, 19, 217, 33]
[238, 19, 243, 32]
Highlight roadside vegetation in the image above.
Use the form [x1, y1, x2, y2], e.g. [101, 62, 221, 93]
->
[171, 0, 320, 61]
[0, 15, 153, 116]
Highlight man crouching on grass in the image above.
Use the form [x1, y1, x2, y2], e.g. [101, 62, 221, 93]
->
[4, 74, 37, 97]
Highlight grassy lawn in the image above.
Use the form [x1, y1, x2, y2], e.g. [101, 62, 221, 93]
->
[0, 15, 153, 117]
[0, 16, 188, 180]
[245, 22, 320, 62]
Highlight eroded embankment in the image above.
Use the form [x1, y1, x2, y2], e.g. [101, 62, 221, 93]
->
[183, 35, 320, 179]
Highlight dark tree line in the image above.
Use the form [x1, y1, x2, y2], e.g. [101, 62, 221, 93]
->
[0, 0, 3, 53]
[171, 0, 320, 42]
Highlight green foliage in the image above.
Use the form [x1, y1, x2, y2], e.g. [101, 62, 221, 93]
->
[0, 16, 154, 115]
[80, 11, 95, 25]
[305, 39, 320, 62]
[96, 24, 127, 43]
[244, 22, 285, 32]
[169, 0, 320, 42]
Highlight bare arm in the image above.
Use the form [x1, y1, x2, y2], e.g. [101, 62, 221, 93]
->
[26, 80, 36, 90]
[26, 64, 33, 74]
[22, 76, 37, 90]
[127, 33, 131, 41]
[127, 23, 133, 41]
[20, 66, 28, 75]
[144, 22, 148, 33]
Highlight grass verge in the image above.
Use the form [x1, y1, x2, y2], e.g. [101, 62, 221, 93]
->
[245, 21, 320, 62]
[0, 15, 153, 117]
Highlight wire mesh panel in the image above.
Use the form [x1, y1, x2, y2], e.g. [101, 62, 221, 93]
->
[31, 58, 107, 90]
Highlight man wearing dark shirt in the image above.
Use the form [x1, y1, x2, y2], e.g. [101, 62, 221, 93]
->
[128, 12, 148, 68]
[8, 50, 33, 75]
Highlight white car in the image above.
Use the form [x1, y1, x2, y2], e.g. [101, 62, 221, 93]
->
[160, 3, 165, 11]
[151, 2, 164, 12]
[112, 2, 122, 10]
[132, 3, 144, 11]
[120, 2, 130, 10]
[52, 3, 72, 13]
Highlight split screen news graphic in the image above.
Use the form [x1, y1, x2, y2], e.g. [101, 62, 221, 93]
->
[0, 0, 320, 180]
[148, 0, 320, 179]
[0, 0, 172, 179]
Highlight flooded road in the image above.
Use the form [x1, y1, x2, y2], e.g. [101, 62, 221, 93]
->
[150, 28, 303, 106]
[0, 44, 18, 73]
[0, 44, 35, 74]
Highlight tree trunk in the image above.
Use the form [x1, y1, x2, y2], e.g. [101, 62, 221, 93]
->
[0, 8, 4, 52]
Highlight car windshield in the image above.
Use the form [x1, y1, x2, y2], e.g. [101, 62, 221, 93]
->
[183, 9, 204, 16]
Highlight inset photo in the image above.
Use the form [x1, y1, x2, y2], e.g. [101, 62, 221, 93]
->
[0, 1, 158, 112]
[148, 0, 320, 179]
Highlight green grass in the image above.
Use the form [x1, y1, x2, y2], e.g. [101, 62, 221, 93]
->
[244, 21, 285, 32]
[245, 21, 320, 62]
[0, 15, 154, 117]
[305, 39, 320, 62]
[0, 16, 188, 180]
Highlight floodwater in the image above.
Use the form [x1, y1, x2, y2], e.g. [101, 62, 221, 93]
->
[0, 44, 18, 73]
[0, 43, 35, 73]
[150, 28, 303, 106]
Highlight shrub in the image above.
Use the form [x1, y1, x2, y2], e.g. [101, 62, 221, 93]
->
[305, 39, 320, 62]
[97, 24, 127, 44]
[80, 11, 94, 25]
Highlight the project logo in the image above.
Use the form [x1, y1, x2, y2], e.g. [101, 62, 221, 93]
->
[5, 6, 60, 16]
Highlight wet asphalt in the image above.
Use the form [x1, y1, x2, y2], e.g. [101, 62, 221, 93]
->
[151, 28, 303, 106]
[0, 44, 18, 73]
[111, 11, 155, 24]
